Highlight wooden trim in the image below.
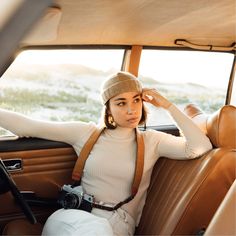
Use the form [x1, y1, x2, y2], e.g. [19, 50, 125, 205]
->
[125, 45, 143, 76]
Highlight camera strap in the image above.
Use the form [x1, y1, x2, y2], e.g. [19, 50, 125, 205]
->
[72, 127, 144, 211]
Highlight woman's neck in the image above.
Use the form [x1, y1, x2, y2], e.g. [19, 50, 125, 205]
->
[105, 126, 135, 139]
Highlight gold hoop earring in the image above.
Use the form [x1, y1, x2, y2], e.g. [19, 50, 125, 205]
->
[108, 115, 117, 127]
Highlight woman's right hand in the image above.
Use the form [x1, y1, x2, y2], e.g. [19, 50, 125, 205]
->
[142, 88, 172, 109]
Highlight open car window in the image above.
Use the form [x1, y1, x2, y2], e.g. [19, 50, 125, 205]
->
[139, 50, 234, 126]
[0, 49, 125, 136]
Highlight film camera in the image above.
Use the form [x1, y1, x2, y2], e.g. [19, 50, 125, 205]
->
[57, 184, 94, 212]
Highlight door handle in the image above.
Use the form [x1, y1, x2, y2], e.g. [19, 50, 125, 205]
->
[2, 159, 22, 172]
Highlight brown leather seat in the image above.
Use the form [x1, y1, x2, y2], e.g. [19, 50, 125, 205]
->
[204, 179, 236, 235]
[2, 219, 43, 235]
[136, 104, 236, 235]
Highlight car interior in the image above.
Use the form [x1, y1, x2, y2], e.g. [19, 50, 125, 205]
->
[0, 0, 235, 235]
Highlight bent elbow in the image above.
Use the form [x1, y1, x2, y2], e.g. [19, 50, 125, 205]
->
[185, 139, 213, 159]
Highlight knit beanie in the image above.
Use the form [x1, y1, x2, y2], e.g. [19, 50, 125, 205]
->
[101, 71, 142, 104]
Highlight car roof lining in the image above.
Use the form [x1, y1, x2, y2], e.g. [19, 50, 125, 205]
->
[20, 0, 236, 49]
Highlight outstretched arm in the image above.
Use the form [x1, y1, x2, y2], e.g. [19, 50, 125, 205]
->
[0, 108, 91, 145]
[142, 89, 212, 159]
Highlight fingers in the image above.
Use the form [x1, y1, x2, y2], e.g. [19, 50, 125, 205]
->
[142, 88, 159, 105]
[142, 89, 153, 100]
[142, 88, 172, 109]
[142, 88, 160, 101]
[142, 88, 159, 95]
[142, 93, 153, 103]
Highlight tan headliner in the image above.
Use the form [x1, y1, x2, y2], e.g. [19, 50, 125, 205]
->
[22, 0, 236, 48]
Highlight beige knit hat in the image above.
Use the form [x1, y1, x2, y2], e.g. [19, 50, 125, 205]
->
[101, 71, 142, 104]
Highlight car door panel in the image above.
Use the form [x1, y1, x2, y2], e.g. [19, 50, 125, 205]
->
[0, 138, 77, 227]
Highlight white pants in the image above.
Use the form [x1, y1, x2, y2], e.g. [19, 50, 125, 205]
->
[42, 208, 135, 236]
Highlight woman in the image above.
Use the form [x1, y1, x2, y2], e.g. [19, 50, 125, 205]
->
[0, 71, 212, 235]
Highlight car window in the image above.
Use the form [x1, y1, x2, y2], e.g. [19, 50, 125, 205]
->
[0, 49, 125, 136]
[139, 50, 234, 126]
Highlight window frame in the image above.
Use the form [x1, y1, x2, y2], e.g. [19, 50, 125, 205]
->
[137, 47, 235, 127]
[226, 55, 236, 105]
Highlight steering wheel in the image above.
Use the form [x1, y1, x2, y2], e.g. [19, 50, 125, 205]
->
[0, 160, 37, 224]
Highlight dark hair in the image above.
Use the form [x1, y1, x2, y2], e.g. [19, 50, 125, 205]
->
[103, 101, 148, 129]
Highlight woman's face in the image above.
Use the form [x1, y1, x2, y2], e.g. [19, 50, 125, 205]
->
[109, 91, 143, 129]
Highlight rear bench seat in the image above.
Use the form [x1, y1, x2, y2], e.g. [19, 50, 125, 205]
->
[136, 104, 236, 235]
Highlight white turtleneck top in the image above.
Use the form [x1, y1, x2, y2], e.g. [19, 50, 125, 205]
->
[0, 105, 212, 225]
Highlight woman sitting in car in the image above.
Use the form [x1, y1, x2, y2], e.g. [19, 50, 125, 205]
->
[0, 71, 212, 236]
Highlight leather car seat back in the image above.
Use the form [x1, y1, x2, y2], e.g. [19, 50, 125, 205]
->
[204, 179, 236, 235]
[207, 105, 236, 149]
[185, 104, 236, 149]
[136, 104, 236, 235]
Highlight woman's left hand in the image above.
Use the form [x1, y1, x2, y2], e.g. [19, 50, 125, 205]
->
[142, 88, 172, 109]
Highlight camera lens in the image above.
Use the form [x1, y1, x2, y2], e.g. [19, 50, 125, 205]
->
[62, 193, 82, 209]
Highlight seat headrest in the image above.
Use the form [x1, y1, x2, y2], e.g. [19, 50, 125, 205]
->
[184, 104, 236, 149]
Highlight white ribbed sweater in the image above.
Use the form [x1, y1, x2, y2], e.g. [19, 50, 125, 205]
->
[0, 105, 212, 225]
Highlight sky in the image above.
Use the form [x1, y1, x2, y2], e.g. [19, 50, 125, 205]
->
[140, 50, 234, 90]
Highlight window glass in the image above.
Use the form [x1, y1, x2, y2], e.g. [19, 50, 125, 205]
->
[0, 49, 124, 136]
[139, 50, 234, 126]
